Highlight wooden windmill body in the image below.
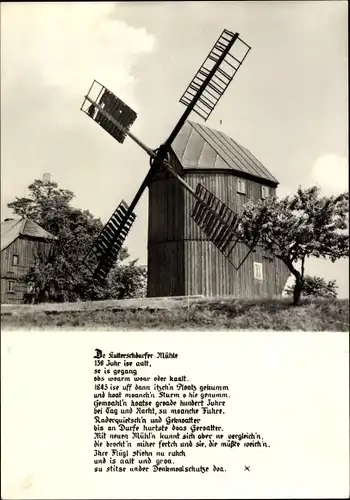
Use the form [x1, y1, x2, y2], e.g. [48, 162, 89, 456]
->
[148, 121, 289, 297]
[80, 29, 290, 298]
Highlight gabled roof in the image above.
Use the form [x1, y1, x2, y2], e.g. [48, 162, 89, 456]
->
[1, 218, 57, 252]
[171, 121, 278, 185]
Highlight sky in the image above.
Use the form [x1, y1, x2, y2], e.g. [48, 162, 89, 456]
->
[1, 1, 348, 297]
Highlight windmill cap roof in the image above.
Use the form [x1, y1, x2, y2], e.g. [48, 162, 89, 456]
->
[171, 121, 278, 185]
[1, 218, 57, 251]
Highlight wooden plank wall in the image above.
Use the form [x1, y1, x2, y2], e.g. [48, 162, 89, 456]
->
[147, 151, 289, 298]
[1, 236, 52, 304]
[182, 171, 287, 298]
[183, 171, 276, 240]
[147, 155, 185, 296]
[148, 177, 184, 243]
[184, 241, 288, 298]
[147, 242, 185, 297]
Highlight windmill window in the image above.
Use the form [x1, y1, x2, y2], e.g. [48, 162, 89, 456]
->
[253, 262, 263, 280]
[12, 254, 19, 266]
[261, 186, 270, 199]
[8, 281, 15, 293]
[237, 179, 246, 194]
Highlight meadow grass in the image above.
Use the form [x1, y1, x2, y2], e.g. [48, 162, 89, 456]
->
[1, 297, 348, 331]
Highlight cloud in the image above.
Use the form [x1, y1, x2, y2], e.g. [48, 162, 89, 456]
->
[1, 3, 155, 114]
[1, 2, 156, 225]
[276, 153, 348, 200]
[276, 153, 348, 298]
[310, 154, 348, 196]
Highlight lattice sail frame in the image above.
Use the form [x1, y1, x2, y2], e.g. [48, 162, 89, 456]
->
[179, 29, 251, 121]
[85, 200, 136, 280]
[190, 184, 259, 270]
[81, 29, 253, 279]
[81, 80, 137, 144]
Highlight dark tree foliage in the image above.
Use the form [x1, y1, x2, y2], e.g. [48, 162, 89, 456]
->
[285, 275, 338, 299]
[8, 179, 147, 303]
[237, 186, 348, 305]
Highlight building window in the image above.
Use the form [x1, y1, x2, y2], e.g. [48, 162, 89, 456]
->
[12, 254, 19, 266]
[261, 186, 270, 199]
[237, 179, 246, 194]
[8, 281, 15, 293]
[253, 262, 263, 280]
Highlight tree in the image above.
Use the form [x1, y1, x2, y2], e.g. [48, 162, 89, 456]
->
[110, 260, 147, 300]
[237, 186, 348, 305]
[8, 179, 147, 303]
[285, 275, 338, 299]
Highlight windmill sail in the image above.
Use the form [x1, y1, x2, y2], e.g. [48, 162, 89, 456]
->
[85, 200, 136, 280]
[81, 81, 137, 144]
[80, 28, 255, 282]
[179, 30, 251, 121]
[190, 184, 259, 270]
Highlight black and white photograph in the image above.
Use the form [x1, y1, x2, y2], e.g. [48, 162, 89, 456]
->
[1, 0, 348, 330]
[1, 1, 349, 499]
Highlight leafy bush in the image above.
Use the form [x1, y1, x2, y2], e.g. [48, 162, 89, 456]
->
[238, 186, 348, 305]
[285, 275, 337, 298]
[8, 179, 147, 303]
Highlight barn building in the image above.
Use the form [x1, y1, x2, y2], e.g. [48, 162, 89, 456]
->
[1, 218, 56, 304]
[147, 120, 290, 298]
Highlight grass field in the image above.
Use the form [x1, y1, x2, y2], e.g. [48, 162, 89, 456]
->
[1, 296, 348, 331]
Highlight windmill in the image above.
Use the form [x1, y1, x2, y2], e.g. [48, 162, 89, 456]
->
[81, 29, 259, 287]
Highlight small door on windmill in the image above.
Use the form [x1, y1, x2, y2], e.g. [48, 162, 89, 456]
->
[95, 90, 137, 144]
